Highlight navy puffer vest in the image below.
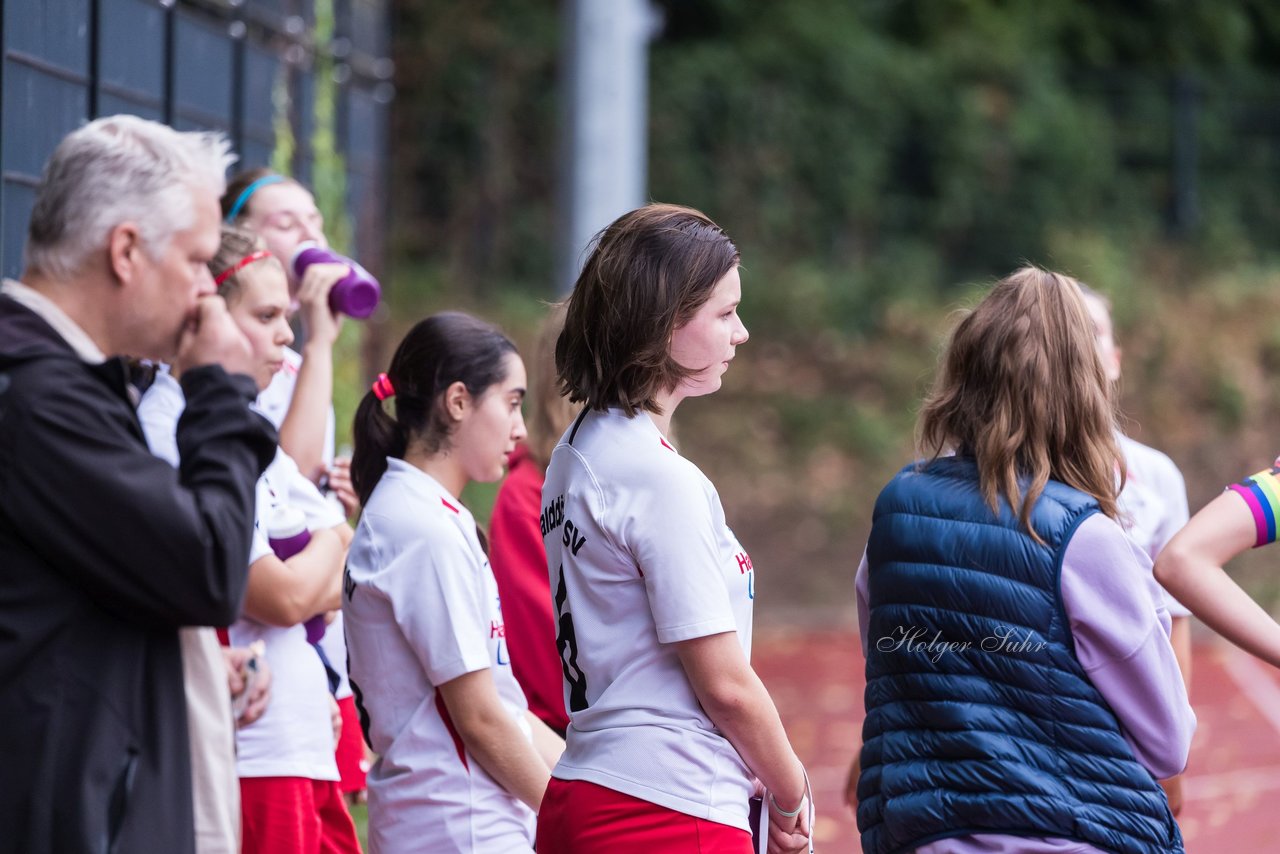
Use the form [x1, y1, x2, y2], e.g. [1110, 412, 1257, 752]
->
[857, 457, 1182, 854]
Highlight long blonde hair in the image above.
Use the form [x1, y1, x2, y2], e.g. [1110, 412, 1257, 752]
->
[918, 266, 1123, 542]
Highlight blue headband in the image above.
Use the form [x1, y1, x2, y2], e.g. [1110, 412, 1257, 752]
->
[225, 174, 286, 222]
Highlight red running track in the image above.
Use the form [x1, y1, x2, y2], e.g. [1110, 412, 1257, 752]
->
[753, 627, 1280, 852]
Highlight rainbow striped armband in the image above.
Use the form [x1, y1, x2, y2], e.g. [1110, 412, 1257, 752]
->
[1228, 463, 1280, 547]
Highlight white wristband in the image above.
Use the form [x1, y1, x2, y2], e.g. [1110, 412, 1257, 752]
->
[768, 766, 810, 817]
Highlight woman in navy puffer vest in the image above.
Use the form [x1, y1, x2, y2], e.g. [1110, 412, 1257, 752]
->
[846, 267, 1194, 854]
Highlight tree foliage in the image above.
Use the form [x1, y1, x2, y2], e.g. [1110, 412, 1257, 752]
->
[386, 1, 1280, 609]
[390, 0, 1280, 307]
[391, 0, 560, 297]
[649, 1, 1280, 302]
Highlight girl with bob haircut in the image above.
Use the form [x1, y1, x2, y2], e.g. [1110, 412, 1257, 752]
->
[537, 203, 812, 854]
[342, 312, 564, 853]
[849, 267, 1193, 854]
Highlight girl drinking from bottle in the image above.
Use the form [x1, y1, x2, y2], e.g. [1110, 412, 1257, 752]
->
[224, 169, 369, 804]
[222, 168, 356, 510]
[343, 312, 565, 853]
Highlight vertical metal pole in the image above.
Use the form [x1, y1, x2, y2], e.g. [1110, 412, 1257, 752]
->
[230, 21, 245, 159]
[558, 0, 660, 293]
[162, 0, 175, 125]
[87, 0, 99, 118]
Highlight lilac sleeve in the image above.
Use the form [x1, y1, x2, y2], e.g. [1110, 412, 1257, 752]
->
[1059, 513, 1196, 779]
[856, 551, 870, 658]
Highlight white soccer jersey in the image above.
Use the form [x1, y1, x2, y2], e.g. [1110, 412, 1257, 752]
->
[232, 447, 345, 780]
[317, 611, 352, 696]
[253, 346, 336, 469]
[254, 346, 353, 699]
[343, 459, 535, 854]
[541, 409, 757, 831]
[136, 366, 184, 467]
[1118, 433, 1191, 618]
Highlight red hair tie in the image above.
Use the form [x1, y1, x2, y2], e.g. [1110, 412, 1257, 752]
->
[372, 372, 396, 401]
[213, 250, 272, 287]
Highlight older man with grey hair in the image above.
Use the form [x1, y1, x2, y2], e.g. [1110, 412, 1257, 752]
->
[0, 115, 276, 853]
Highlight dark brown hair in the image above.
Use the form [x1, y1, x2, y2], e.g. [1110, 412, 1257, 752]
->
[556, 203, 740, 416]
[918, 266, 1123, 541]
[221, 167, 302, 222]
[351, 312, 518, 506]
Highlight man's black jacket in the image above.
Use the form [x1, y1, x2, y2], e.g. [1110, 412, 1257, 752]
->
[0, 293, 276, 853]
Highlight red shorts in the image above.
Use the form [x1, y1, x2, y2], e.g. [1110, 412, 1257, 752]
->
[240, 776, 362, 854]
[535, 778, 751, 854]
[333, 695, 368, 794]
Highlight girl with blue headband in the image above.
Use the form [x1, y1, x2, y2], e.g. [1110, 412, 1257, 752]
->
[223, 167, 370, 808]
[222, 169, 353, 508]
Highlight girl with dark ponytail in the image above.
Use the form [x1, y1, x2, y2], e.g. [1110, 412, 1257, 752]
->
[342, 312, 565, 853]
[349, 377, 406, 507]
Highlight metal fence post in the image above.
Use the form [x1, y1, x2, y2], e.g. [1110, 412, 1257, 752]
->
[558, 0, 661, 293]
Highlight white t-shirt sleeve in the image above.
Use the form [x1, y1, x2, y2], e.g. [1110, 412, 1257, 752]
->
[249, 475, 275, 566]
[1151, 461, 1190, 556]
[622, 476, 738, 644]
[137, 371, 184, 468]
[248, 530, 273, 566]
[285, 463, 344, 530]
[1131, 443, 1190, 559]
[253, 348, 337, 469]
[1147, 454, 1192, 618]
[252, 354, 296, 429]
[389, 530, 493, 686]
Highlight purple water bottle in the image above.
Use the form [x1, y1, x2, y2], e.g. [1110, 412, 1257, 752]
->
[268, 507, 327, 644]
[290, 240, 382, 319]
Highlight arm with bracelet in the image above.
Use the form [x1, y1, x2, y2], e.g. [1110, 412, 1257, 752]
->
[769, 768, 815, 854]
[676, 633, 812, 852]
[1156, 463, 1280, 667]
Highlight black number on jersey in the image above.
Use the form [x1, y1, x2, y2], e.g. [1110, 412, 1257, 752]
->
[553, 565, 589, 712]
[349, 675, 374, 749]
